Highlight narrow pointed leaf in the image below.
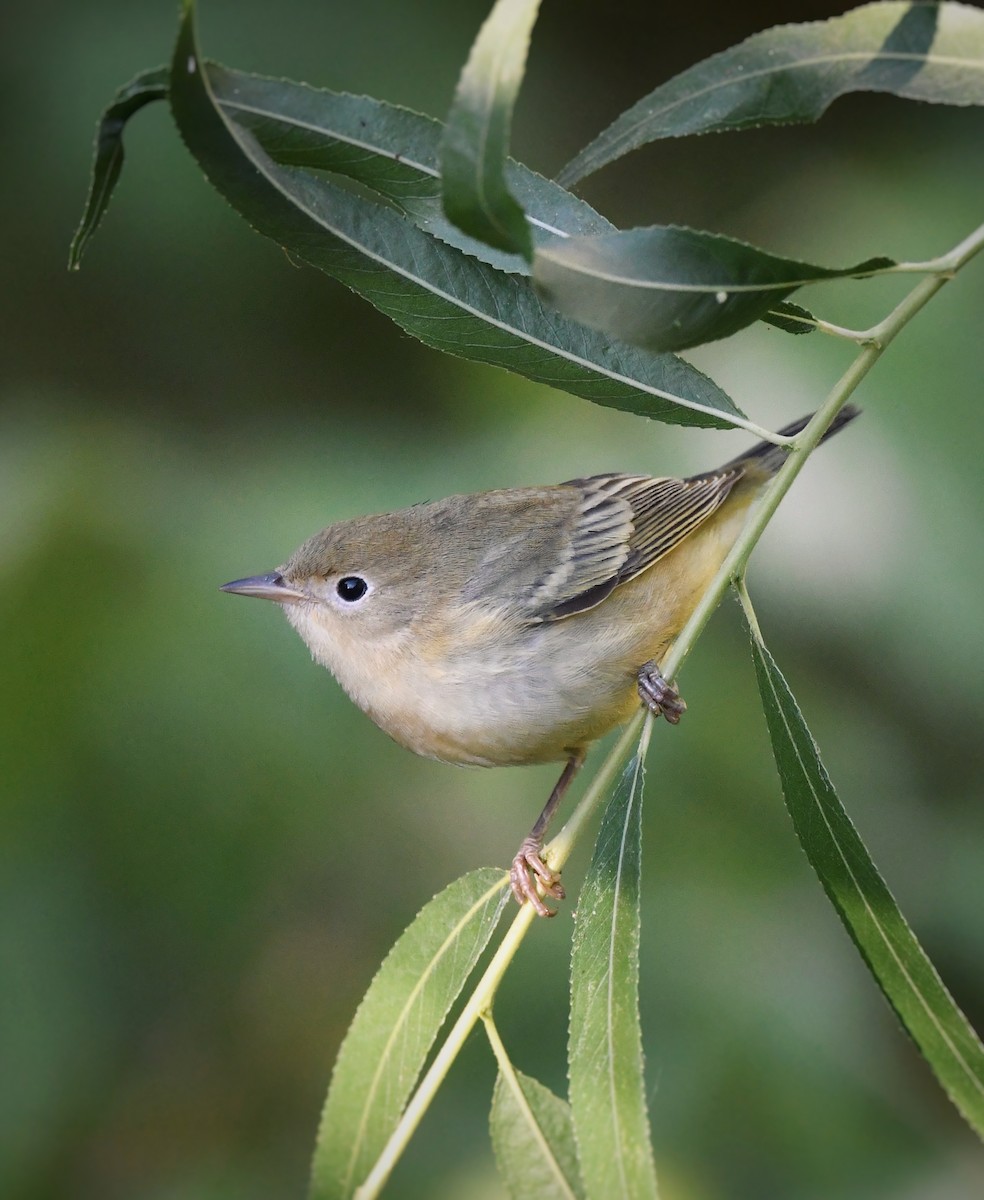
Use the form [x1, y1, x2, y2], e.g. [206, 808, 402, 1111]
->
[168, 8, 744, 429]
[534, 225, 893, 352]
[490, 1070, 585, 1199]
[208, 64, 612, 274]
[747, 623, 984, 1137]
[441, 0, 542, 259]
[762, 300, 817, 335]
[559, 1, 984, 187]
[69, 65, 169, 269]
[307, 869, 509, 1199]
[569, 750, 658, 1199]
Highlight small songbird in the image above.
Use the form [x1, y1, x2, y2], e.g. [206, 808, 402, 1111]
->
[222, 407, 857, 915]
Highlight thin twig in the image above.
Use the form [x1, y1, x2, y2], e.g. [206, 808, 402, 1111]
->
[353, 217, 984, 1196]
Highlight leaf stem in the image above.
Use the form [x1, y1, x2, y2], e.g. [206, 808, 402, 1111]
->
[885, 221, 984, 276]
[354, 216, 982, 1197]
[798, 221, 984, 345]
[354, 714, 651, 1197]
[937, 220, 984, 272]
[734, 575, 762, 642]
[483, 1013, 580, 1200]
[814, 318, 873, 344]
[659, 226, 980, 684]
[545, 713, 652, 870]
[354, 898, 535, 1198]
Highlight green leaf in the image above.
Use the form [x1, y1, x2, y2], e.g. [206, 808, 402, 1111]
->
[490, 1070, 585, 1200]
[68, 65, 169, 269]
[569, 749, 658, 1200]
[308, 869, 509, 1199]
[746, 621, 984, 1137]
[559, 1, 984, 187]
[534, 224, 893, 352]
[762, 300, 817, 335]
[441, 0, 542, 259]
[168, 9, 744, 429]
[208, 64, 612, 275]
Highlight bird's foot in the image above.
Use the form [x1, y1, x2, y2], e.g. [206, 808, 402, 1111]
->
[637, 661, 687, 724]
[510, 836, 565, 918]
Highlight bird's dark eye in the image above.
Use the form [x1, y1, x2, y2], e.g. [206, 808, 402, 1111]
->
[336, 576, 368, 602]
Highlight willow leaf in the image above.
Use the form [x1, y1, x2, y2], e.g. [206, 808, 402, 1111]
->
[559, 1, 984, 186]
[762, 300, 817, 335]
[208, 64, 611, 275]
[69, 65, 169, 269]
[569, 749, 658, 1199]
[534, 224, 892, 352]
[306, 869, 508, 1199]
[168, 6, 745, 429]
[747, 620, 984, 1137]
[490, 1069, 585, 1199]
[441, 0, 542, 259]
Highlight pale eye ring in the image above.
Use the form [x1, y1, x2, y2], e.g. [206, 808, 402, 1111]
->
[336, 576, 368, 603]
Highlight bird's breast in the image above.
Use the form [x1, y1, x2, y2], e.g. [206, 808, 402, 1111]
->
[283, 490, 757, 767]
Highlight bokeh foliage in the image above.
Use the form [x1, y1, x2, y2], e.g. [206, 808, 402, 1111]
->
[3, 1, 984, 1197]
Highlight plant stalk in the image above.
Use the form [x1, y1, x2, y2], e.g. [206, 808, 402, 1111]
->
[482, 1013, 580, 1200]
[354, 714, 646, 1197]
[355, 218, 984, 1196]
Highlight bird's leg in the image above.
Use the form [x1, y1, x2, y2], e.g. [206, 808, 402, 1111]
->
[510, 752, 584, 918]
[637, 660, 687, 724]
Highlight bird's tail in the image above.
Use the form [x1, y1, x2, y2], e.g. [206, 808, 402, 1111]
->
[722, 405, 860, 476]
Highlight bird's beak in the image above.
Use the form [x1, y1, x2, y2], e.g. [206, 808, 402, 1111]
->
[219, 572, 306, 603]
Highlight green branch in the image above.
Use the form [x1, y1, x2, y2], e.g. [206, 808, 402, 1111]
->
[353, 216, 984, 1196]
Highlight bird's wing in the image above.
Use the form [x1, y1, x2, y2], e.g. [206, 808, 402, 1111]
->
[455, 471, 740, 622]
[532, 471, 741, 621]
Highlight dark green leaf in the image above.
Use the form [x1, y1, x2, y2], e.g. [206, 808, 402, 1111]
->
[69, 66, 169, 269]
[168, 10, 744, 429]
[762, 300, 817, 335]
[533, 224, 893, 352]
[747, 624, 984, 1137]
[208, 64, 612, 275]
[308, 869, 509, 1199]
[559, 1, 984, 187]
[490, 1069, 585, 1199]
[441, 0, 541, 259]
[569, 750, 658, 1199]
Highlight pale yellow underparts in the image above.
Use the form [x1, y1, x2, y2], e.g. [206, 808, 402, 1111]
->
[281, 470, 763, 767]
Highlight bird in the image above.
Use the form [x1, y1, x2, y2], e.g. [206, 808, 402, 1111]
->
[221, 406, 858, 916]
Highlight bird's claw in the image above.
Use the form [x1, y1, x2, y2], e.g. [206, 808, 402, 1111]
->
[510, 835, 565, 918]
[637, 661, 687, 724]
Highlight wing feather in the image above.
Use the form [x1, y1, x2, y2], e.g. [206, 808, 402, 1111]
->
[455, 470, 742, 624]
[533, 470, 741, 621]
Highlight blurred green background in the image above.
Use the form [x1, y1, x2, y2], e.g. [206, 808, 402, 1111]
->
[3, 1, 983, 1197]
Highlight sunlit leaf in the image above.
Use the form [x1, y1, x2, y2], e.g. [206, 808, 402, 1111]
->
[307, 869, 509, 1199]
[490, 1069, 584, 1199]
[441, 0, 542, 259]
[534, 224, 892, 352]
[168, 8, 745, 429]
[559, 1, 984, 186]
[209, 64, 611, 274]
[569, 748, 658, 1199]
[746, 619, 984, 1137]
[68, 65, 169, 269]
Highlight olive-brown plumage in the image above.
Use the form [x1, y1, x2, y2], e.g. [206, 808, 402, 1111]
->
[221, 406, 857, 914]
